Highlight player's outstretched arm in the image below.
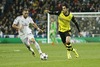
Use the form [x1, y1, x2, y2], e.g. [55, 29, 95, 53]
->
[71, 16, 83, 36]
[32, 23, 43, 32]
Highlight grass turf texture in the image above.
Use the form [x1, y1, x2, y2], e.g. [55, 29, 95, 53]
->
[0, 43, 100, 67]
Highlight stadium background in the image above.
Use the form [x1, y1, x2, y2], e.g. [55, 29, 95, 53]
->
[0, 0, 100, 43]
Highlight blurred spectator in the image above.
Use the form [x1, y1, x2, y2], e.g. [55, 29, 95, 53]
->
[0, 29, 3, 38]
[0, 0, 100, 37]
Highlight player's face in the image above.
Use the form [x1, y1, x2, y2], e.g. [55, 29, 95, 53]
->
[51, 18, 54, 22]
[62, 6, 68, 14]
[22, 10, 29, 18]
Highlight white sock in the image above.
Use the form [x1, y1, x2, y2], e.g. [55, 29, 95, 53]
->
[34, 41, 42, 54]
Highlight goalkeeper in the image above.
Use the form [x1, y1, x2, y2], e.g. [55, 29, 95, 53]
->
[50, 17, 57, 45]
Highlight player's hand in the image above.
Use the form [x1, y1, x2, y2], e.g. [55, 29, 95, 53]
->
[44, 10, 50, 14]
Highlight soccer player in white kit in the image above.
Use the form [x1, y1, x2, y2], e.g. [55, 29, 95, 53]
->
[12, 8, 43, 57]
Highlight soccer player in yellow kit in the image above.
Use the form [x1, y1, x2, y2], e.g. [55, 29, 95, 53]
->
[49, 3, 81, 59]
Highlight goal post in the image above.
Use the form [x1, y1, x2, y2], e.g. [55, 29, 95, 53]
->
[47, 12, 100, 43]
[72, 12, 100, 17]
[47, 13, 58, 43]
[47, 13, 50, 43]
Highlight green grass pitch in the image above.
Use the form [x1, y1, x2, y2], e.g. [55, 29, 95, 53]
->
[0, 43, 100, 67]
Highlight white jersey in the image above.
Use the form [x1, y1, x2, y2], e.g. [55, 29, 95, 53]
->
[13, 15, 34, 36]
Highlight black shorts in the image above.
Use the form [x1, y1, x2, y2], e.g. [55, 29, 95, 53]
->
[59, 30, 71, 44]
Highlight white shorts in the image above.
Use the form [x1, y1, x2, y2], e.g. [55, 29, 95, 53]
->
[19, 33, 34, 44]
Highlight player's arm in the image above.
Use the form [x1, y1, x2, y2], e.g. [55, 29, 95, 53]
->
[33, 23, 40, 30]
[29, 17, 43, 32]
[12, 24, 20, 30]
[46, 9, 61, 15]
[12, 17, 22, 30]
[49, 11, 61, 15]
[32, 23, 43, 32]
[71, 16, 80, 33]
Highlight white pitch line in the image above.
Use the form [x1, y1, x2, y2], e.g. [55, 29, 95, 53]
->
[13, 49, 21, 52]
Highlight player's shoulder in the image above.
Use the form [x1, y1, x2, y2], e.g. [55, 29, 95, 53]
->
[69, 12, 73, 17]
[27, 16, 32, 19]
[69, 12, 72, 15]
[27, 16, 33, 20]
[16, 15, 22, 19]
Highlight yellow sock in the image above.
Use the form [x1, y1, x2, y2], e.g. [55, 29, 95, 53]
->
[72, 48, 79, 58]
[67, 50, 72, 59]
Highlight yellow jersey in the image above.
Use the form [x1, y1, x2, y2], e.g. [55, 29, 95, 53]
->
[58, 11, 73, 32]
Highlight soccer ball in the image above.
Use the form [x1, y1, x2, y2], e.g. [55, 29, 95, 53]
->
[40, 53, 48, 60]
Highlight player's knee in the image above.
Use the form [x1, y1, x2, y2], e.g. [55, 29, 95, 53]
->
[66, 46, 73, 51]
[66, 42, 73, 51]
[32, 40, 35, 43]
[31, 38, 35, 43]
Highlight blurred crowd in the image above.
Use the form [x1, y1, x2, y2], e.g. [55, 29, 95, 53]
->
[0, 0, 100, 38]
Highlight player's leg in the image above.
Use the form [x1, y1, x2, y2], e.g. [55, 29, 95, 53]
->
[30, 38, 42, 55]
[66, 36, 79, 58]
[59, 31, 79, 59]
[59, 31, 71, 59]
[53, 32, 58, 43]
[22, 37, 35, 56]
[50, 30, 54, 45]
[50, 32, 55, 45]
[50, 32, 57, 45]
[65, 36, 72, 59]
[72, 48, 79, 58]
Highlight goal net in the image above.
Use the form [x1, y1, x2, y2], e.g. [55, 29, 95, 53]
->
[47, 12, 100, 43]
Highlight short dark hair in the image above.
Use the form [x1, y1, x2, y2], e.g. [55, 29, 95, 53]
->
[62, 3, 69, 8]
[23, 8, 29, 12]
